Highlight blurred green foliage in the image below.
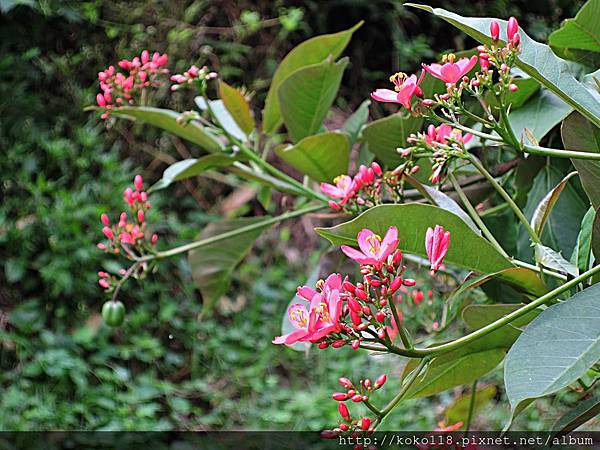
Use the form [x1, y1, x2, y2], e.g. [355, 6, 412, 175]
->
[0, 0, 588, 431]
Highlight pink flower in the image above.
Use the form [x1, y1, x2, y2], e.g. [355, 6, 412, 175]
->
[371, 71, 425, 109]
[423, 54, 478, 84]
[425, 225, 450, 274]
[341, 227, 399, 268]
[320, 175, 357, 205]
[425, 124, 473, 146]
[273, 274, 343, 346]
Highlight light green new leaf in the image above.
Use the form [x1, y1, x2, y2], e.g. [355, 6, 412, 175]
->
[508, 90, 573, 143]
[361, 113, 423, 167]
[407, 4, 600, 127]
[107, 106, 223, 153]
[189, 217, 272, 314]
[548, 0, 600, 66]
[262, 21, 362, 134]
[445, 385, 497, 426]
[531, 171, 578, 237]
[219, 81, 255, 134]
[342, 99, 371, 145]
[562, 112, 600, 210]
[403, 349, 504, 399]
[535, 243, 579, 277]
[275, 132, 349, 183]
[150, 154, 242, 192]
[505, 282, 600, 413]
[593, 208, 600, 262]
[551, 395, 600, 434]
[316, 204, 514, 275]
[278, 57, 348, 143]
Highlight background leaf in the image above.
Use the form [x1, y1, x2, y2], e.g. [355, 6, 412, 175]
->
[505, 283, 600, 413]
[219, 81, 255, 134]
[535, 244, 579, 276]
[189, 217, 272, 314]
[275, 132, 349, 183]
[551, 395, 600, 434]
[531, 171, 578, 237]
[562, 112, 600, 210]
[278, 57, 348, 142]
[107, 106, 223, 153]
[361, 113, 423, 167]
[445, 385, 497, 426]
[195, 97, 247, 142]
[342, 99, 371, 145]
[571, 207, 596, 273]
[262, 21, 362, 134]
[316, 204, 514, 275]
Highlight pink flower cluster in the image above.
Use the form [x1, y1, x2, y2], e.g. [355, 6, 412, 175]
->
[321, 162, 412, 212]
[170, 65, 217, 91]
[322, 374, 387, 438]
[97, 175, 158, 290]
[273, 225, 450, 349]
[96, 50, 169, 118]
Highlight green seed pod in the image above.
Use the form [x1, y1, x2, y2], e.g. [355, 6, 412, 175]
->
[102, 300, 125, 327]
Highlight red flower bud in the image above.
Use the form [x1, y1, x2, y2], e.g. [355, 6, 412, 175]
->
[507, 17, 519, 41]
[351, 340, 360, 350]
[361, 417, 371, 430]
[375, 373, 387, 388]
[342, 281, 356, 293]
[376, 310, 386, 323]
[137, 210, 145, 223]
[490, 20, 500, 41]
[318, 341, 329, 349]
[101, 213, 110, 226]
[332, 392, 348, 401]
[377, 328, 386, 339]
[332, 340, 345, 348]
[338, 377, 353, 388]
[350, 310, 362, 327]
[389, 277, 403, 293]
[403, 278, 416, 287]
[338, 402, 350, 420]
[328, 200, 341, 210]
[364, 379, 372, 390]
[362, 305, 371, 316]
[134, 175, 143, 191]
[347, 296, 362, 313]
[371, 161, 382, 176]
[102, 226, 114, 240]
[355, 288, 367, 300]
[351, 394, 362, 403]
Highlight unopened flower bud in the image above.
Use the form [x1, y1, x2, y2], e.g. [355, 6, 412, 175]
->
[97, 243, 107, 250]
[339, 423, 349, 431]
[403, 278, 416, 287]
[509, 83, 518, 92]
[361, 417, 371, 430]
[351, 340, 360, 350]
[375, 374, 387, 389]
[371, 161, 382, 176]
[319, 341, 329, 349]
[355, 288, 367, 300]
[134, 175, 143, 191]
[351, 394, 362, 403]
[490, 20, 500, 41]
[422, 99, 435, 107]
[332, 392, 348, 401]
[102, 226, 114, 240]
[389, 277, 403, 293]
[328, 200, 341, 210]
[151, 234, 158, 244]
[375, 310, 386, 323]
[332, 340, 345, 348]
[137, 210, 145, 223]
[377, 328, 386, 340]
[348, 297, 362, 313]
[101, 213, 110, 226]
[338, 402, 350, 420]
[364, 379, 372, 390]
[507, 17, 519, 41]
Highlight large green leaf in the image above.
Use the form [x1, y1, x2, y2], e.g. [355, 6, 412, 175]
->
[534, 243, 579, 277]
[275, 132, 349, 183]
[505, 283, 600, 413]
[562, 112, 600, 210]
[316, 204, 513, 275]
[508, 90, 573, 143]
[407, 4, 600, 128]
[361, 113, 423, 167]
[518, 165, 588, 262]
[593, 207, 600, 262]
[188, 217, 272, 314]
[548, 0, 600, 67]
[571, 207, 595, 273]
[150, 154, 242, 192]
[403, 349, 504, 399]
[262, 22, 362, 134]
[219, 81, 255, 135]
[278, 57, 348, 143]
[108, 106, 223, 153]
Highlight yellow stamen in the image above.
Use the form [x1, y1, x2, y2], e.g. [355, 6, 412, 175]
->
[442, 53, 456, 64]
[366, 234, 382, 254]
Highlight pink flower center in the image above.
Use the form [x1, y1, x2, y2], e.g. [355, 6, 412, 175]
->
[290, 307, 308, 328]
[389, 72, 408, 92]
[366, 234, 382, 256]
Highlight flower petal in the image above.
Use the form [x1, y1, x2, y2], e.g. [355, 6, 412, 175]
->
[370, 89, 400, 103]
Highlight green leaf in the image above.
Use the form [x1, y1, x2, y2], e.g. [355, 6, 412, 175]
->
[571, 207, 595, 273]
[505, 282, 600, 413]
[531, 171, 578, 237]
[508, 90, 573, 143]
[407, 4, 600, 128]
[453, 268, 547, 301]
[361, 113, 423, 167]
[275, 132, 349, 183]
[535, 243, 579, 276]
[403, 349, 504, 399]
[593, 207, 600, 262]
[445, 385, 497, 426]
[518, 165, 588, 262]
[108, 106, 223, 153]
[195, 97, 247, 142]
[149, 154, 242, 192]
[189, 217, 272, 314]
[548, 0, 600, 66]
[462, 303, 541, 348]
[316, 204, 514, 275]
[342, 99, 371, 145]
[562, 112, 600, 210]
[551, 396, 600, 434]
[262, 21, 362, 134]
[278, 57, 348, 142]
[219, 81, 255, 134]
